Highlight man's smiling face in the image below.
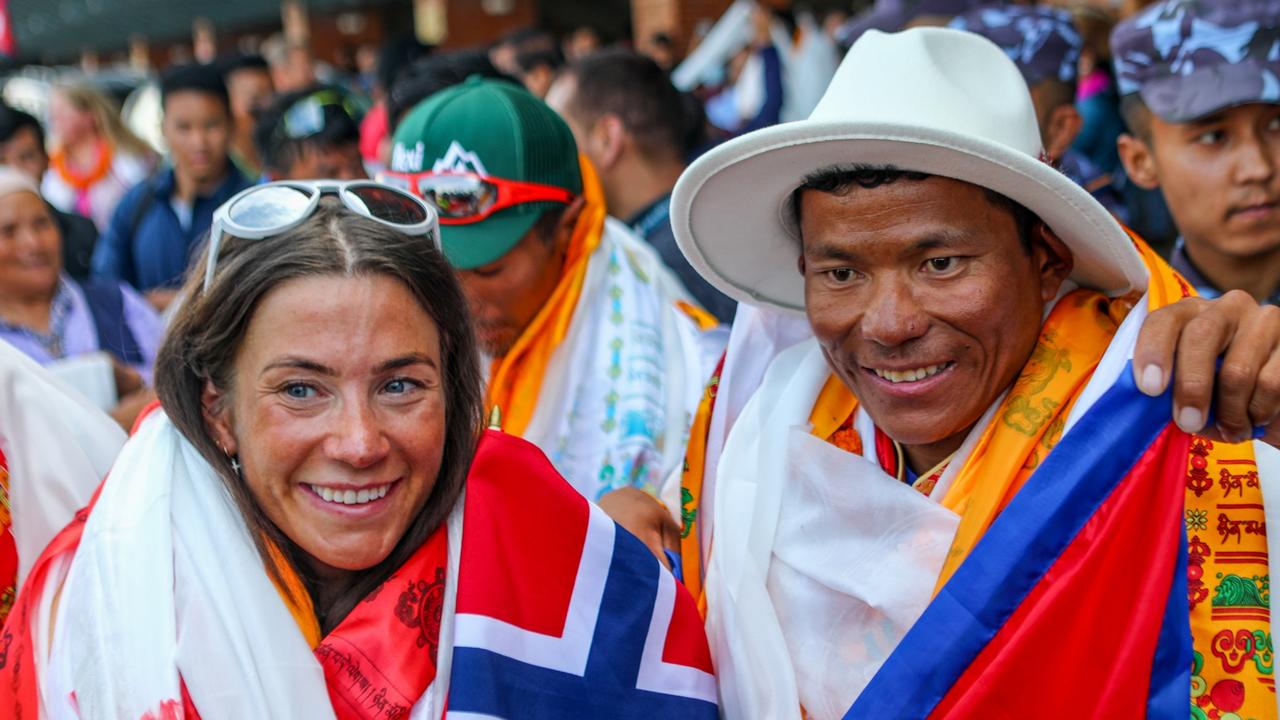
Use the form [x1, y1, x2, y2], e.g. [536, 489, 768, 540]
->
[798, 173, 1073, 469]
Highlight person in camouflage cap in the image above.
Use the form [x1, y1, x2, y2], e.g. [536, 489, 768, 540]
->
[950, 5, 1126, 219]
[1113, 0, 1280, 305]
[835, 0, 987, 48]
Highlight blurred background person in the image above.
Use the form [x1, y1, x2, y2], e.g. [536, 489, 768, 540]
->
[643, 32, 679, 72]
[562, 25, 602, 63]
[486, 27, 560, 99]
[834, 0, 986, 47]
[1113, 0, 1280, 302]
[255, 85, 367, 181]
[0, 168, 160, 428]
[387, 49, 513, 133]
[0, 104, 98, 281]
[42, 84, 157, 232]
[548, 49, 736, 322]
[512, 45, 562, 99]
[263, 36, 318, 93]
[91, 63, 251, 312]
[359, 36, 432, 177]
[218, 54, 275, 180]
[949, 5, 1126, 220]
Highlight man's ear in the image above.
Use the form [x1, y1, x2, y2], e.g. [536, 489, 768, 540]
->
[1032, 222, 1075, 303]
[554, 196, 587, 255]
[201, 378, 237, 457]
[1043, 104, 1083, 161]
[595, 114, 627, 171]
[1117, 133, 1160, 190]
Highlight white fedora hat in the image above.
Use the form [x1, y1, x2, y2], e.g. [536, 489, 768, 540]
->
[671, 27, 1147, 314]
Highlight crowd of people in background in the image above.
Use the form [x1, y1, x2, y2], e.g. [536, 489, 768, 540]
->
[0, 0, 1279, 715]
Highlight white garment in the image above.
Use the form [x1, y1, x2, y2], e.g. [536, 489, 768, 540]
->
[702, 295, 1261, 719]
[42, 151, 152, 232]
[522, 219, 723, 502]
[0, 339, 123, 584]
[35, 409, 459, 719]
[705, 340, 960, 720]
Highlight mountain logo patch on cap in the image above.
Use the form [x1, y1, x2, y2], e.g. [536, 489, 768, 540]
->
[432, 141, 489, 177]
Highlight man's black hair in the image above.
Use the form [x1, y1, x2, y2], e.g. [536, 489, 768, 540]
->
[791, 164, 1041, 253]
[495, 26, 549, 50]
[514, 46, 564, 75]
[0, 104, 44, 146]
[1033, 77, 1079, 115]
[377, 35, 433, 95]
[161, 63, 231, 114]
[217, 53, 270, 80]
[388, 50, 517, 131]
[562, 48, 693, 160]
[1119, 93, 1153, 143]
[252, 85, 361, 174]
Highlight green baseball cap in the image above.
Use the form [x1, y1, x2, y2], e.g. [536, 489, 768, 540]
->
[388, 77, 582, 270]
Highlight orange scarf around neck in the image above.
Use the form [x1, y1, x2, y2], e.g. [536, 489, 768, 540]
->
[484, 156, 608, 436]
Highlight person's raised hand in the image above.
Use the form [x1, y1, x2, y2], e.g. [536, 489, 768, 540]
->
[1133, 289, 1280, 445]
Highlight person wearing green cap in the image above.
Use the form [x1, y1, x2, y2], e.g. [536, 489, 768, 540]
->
[381, 77, 724, 507]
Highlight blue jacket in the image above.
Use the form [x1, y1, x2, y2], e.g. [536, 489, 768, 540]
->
[90, 164, 252, 292]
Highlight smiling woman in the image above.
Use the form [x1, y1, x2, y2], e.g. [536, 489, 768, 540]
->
[0, 182, 718, 719]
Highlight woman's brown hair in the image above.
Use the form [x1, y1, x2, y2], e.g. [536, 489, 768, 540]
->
[154, 202, 484, 630]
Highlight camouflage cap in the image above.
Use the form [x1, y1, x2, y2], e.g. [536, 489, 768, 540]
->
[1111, 0, 1280, 123]
[836, 0, 989, 47]
[949, 5, 1081, 87]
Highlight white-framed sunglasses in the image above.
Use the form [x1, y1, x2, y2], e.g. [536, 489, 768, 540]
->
[203, 180, 438, 292]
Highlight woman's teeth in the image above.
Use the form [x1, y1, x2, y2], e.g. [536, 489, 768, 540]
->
[308, 483, 391, 505]
[872, 363, 947, 384]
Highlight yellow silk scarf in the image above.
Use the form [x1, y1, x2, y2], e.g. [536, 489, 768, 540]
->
[485, 156, 607, 436]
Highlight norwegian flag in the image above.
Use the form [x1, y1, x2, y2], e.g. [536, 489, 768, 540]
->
[446, 431, 719, 718]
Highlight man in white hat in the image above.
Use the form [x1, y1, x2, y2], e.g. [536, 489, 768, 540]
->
[606, 27, 1280, 719]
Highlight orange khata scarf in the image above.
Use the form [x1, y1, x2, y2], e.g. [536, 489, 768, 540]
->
[678, 232, 1273, 718]
[484, 156, 607, 437]
[49, 141, 114, 193]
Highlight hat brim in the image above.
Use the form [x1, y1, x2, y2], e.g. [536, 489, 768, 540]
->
[671, 119, 1148, 314]
[438, 207, 542, 270]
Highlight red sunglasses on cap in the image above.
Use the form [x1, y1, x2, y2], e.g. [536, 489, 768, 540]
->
[378, 170, 575, 225]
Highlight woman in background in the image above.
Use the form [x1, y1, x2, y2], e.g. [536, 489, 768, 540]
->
[42, 84, 156, 231]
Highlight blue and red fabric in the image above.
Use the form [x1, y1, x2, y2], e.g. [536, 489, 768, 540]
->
[445, 431, 719, 718]
[847, 364, 1193, 718]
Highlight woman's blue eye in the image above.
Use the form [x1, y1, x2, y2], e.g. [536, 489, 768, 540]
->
[284, 383, 316, 399]
[384, 378, 419, 394]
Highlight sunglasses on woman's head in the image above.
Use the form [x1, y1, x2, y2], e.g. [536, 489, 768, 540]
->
[203, 180, 438, 292]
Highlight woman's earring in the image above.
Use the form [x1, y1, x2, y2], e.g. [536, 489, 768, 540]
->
[217, 442, 242, 476]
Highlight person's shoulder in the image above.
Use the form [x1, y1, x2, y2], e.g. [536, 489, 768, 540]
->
[113, 151, 156, 182]
[114, 172, 163, 211]
[53, 204, 98, 234]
